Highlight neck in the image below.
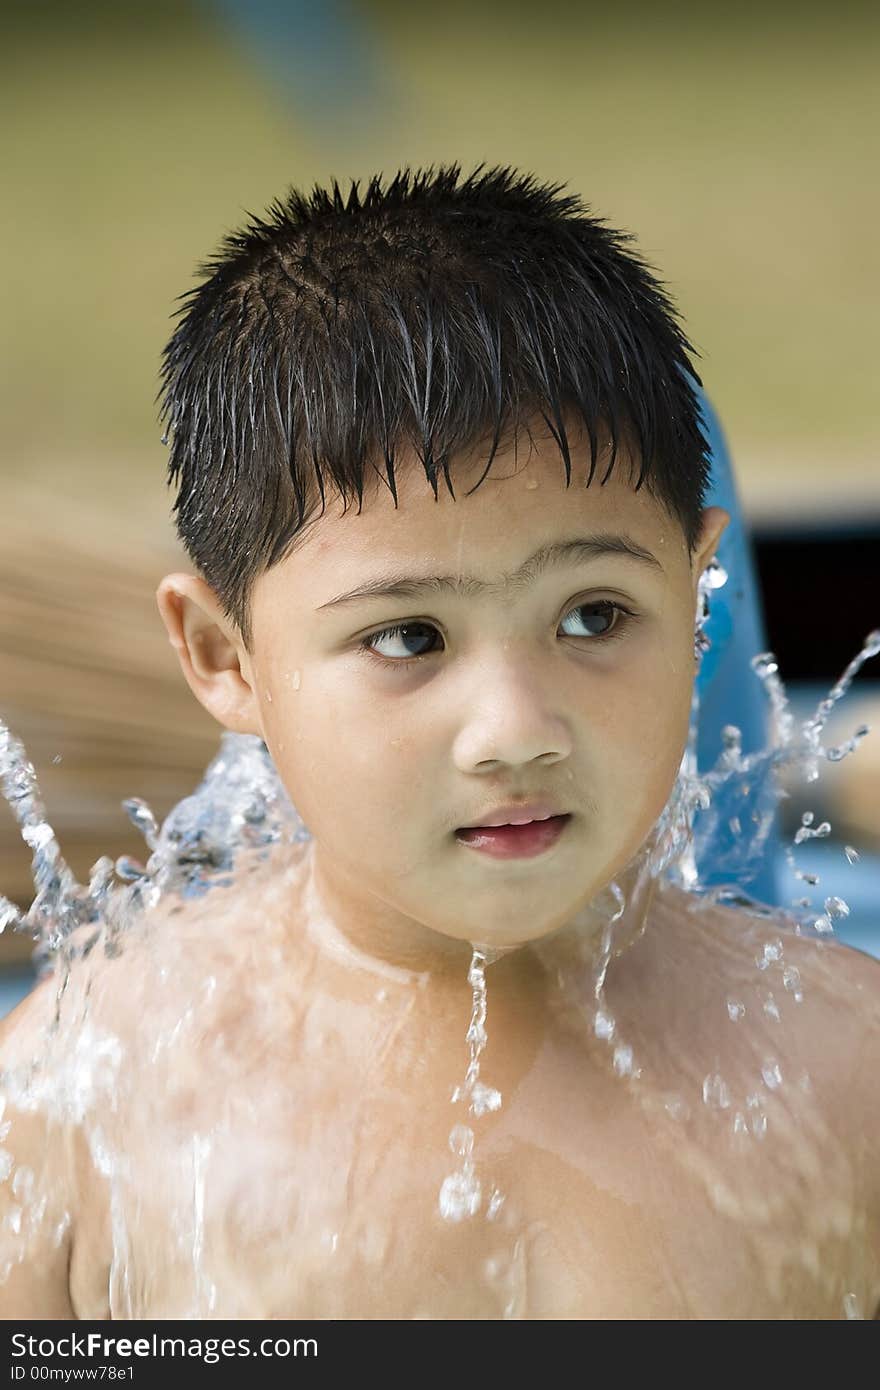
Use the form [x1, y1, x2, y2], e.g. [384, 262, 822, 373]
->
[286, 835, 663, 1008]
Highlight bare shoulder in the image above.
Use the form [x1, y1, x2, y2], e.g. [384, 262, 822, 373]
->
[0, 974, 79, 1317]
[658, 884, 880, 1152]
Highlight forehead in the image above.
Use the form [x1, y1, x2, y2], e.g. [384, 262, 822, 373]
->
[297, 429, 681, 571]
[252, 425, 688, 633]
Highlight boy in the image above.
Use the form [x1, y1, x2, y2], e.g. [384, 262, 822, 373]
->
[1, 164, 877, 1319]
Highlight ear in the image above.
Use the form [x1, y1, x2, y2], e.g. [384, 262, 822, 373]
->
[156, 573, 264, 737]
[691, 506, 731, 589]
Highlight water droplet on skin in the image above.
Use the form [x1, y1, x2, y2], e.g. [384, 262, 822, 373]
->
[469, 1082, 502, 1116]
[761, 1060, 783, 1090]
[449, 1124, 474, 1157]
[292, 670, 302, 691]
[439, 1170, 482, 1222]
[11, 1167, 33, 1200]
[755, 939, 783, 970]
[663, 1093, 690, 1121]
[763, 995, 781, 1022]
[51, 753, 62, 765]
[486, 1188, 505, 1220]
[746, 1094, 767, 1138]
[594, 1010, 615, 1040]
[702, 1074, 731, 1109]
[726, 999, 746, 1022]
[613, 1044, 635, 1077]
[524, 478, 539, 490]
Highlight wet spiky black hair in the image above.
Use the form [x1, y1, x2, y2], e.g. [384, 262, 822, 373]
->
[158, 161, 710, 650]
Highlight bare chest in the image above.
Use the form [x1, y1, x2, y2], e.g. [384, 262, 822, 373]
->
[73, 1038, 867, 1320]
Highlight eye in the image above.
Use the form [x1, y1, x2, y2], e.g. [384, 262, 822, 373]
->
[559, 600, 631, 640]
[358, 601, 635, 668]
[359, 622, 443, 663]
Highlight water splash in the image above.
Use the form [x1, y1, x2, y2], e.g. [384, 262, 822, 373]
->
[0, 555, 877, 1315]
[440, 946, 504, 1223]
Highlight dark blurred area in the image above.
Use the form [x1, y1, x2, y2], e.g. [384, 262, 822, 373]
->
[753, 522, 879, 682]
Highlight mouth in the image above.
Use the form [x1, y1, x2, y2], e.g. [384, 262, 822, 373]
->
[454, 814, 572, 861]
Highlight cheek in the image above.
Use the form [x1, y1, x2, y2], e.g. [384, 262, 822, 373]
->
[590, 658, 693, 819]
[259, 681, 418, 838]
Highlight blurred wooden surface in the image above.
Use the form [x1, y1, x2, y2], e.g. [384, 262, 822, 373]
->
[0, 483, 220, 965]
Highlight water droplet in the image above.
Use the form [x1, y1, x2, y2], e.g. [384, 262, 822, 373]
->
[824, 896, 850, 919]
[469, 1082, 502, 1116]
[793, 820, 831, 845]
[844, 845, 859, 865]
[11, 1166, 33, 1200]
[702, 1073, 731, 1109]
[0, 903, 19, 934]
[292, 670, 302, 691]
[22, 823, 53, 852]
[782, 966, 803, 1002]
[755, 939, 783, 970]
[763, 995, 781, 1022]
[663, 1093, 690, 1122]
[746, 1093, 767, 1138]
[613, 1044, 634, 1077]
[761, 1060, 783, 1090]
[448, 1124, 474, 1157]
[843, 1291, 863, 1319]
[704, 561, 728, 590]
[487, 1188, 505, 1220]
[726, 998, 746, 1022]
[594, 1010, 615, 1041]
[733, 1111, 748, 1136]
[51, 753, 62, 765]
[801, 811, 814, 826]
[439, 1170, 482, 1222]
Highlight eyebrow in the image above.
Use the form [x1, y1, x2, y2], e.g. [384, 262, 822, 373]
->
[316, 533, 664, 612]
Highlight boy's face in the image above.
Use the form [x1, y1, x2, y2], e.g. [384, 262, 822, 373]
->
[158, 424, 728, 960]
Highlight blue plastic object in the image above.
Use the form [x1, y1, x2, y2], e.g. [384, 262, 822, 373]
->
[693, 386, 779, 906]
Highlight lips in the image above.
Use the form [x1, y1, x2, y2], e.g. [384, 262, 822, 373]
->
[455, 814, 571, 860]
[458, 800, 568, 829]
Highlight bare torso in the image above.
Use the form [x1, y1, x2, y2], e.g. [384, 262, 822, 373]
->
[6, 842, 879, 1320]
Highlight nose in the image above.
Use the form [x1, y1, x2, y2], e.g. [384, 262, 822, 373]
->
[451, 654, 573, 773]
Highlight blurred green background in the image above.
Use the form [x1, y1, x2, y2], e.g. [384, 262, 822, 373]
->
[4, 0, 878, 512]
[1, 0, 878, 945]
